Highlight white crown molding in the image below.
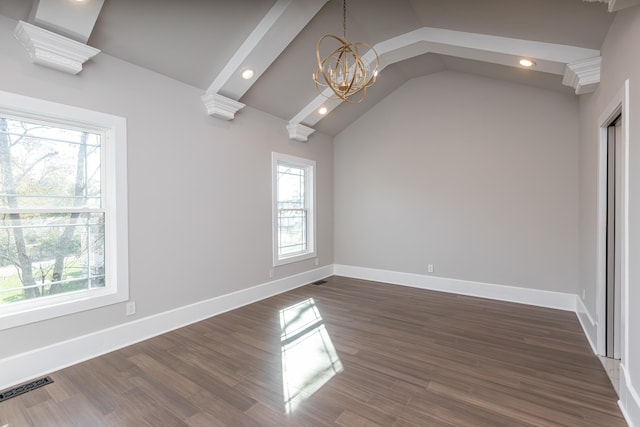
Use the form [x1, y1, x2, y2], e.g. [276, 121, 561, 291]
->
[286, 123, 315, 142]
[13, 21, 100, 75]
[583, 0, 616, 12]
[288, 27, 601, 129]
[562, 56, 601, 95]
[583, 0, 640, 12]
[201, 93, 246, 120]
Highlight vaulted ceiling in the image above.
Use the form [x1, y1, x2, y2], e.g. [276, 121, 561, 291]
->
[0, 0, 630, 139]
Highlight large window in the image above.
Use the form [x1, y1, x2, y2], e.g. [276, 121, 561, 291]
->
[272, 153, 316, 266]
[0, 90, 128, 330]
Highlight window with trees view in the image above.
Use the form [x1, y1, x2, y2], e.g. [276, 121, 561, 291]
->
[272, 153, 316, 266]
[0, 90, 128, 330]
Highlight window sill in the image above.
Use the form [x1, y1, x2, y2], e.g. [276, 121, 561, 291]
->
[273, 251, 316, 267]
[0, 286, 128, 331]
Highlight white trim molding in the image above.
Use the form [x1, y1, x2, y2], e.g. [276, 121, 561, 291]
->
[333, 265, 576, 311]
[562, 56, 602, 95]
[0, 265, 332, 390]
[5, 259, 635, 423]
[13, 21, 100, 75]
[576, 296, 598, 353]
[201, 93, 246, 120]
[595, 81, 630, 358]
[286, 123, 315, 142]
[619, 363, 640, 427]
[583, 0, 640, 12]
[336, 263, 640, 424]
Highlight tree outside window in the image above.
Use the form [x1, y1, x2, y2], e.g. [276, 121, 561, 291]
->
[0, 115, 105, 305]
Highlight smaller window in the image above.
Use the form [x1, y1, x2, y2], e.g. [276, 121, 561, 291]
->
[272, 153, 316, 266]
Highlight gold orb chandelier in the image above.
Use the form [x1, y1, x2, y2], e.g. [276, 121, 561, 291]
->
[312, 0, 379, 104]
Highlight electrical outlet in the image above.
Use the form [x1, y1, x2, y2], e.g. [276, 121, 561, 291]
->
[582, 288, 586, 300]
[315, 258, 319, 266]
[428, 264, 434, 273]
[126, 301, 136, 316]
[269, 268, 275, 278]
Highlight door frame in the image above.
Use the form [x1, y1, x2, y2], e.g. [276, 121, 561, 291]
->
[596, 79, 630, 361]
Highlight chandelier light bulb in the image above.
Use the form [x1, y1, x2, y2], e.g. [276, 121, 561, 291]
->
[312, 0, 379, 104]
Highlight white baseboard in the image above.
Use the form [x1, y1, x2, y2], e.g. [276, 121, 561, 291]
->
[576, 296, 598, 354]
[333, 264, 576, 311]
[0, 265, 333, 390]
[619, 363, 640, 427]
[334, 264, 640, 425]
[4, 261, 636, 427]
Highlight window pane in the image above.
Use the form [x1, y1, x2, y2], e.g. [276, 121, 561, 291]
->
[279, 209, 307, 255]
[0, 212, 105, 305]
[278, 164, 305, 209]
[0, 116, 101, 209]
[273, 153, 314, 265]
[277, 161, 309, 257]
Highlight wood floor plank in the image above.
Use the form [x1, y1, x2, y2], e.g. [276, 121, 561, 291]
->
[0, 276, 627, 426]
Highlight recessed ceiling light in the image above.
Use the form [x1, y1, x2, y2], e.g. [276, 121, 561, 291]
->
[519, 59, 535, 67]
[318, 107, 328, 115]
[241, 69, 254, 80]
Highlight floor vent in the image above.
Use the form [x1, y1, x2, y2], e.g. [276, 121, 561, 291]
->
[312, 280, 327, 285]
[0, 376, 54, 403]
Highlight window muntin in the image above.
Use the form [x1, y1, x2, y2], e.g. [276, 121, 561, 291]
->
[0, 90, 128, 330]
[0, 212, 106, 303]
[273, 153, 315, 266]
[278, 163, 307, 256]
[0, 115, 106, 306]
[0, 119, 102, 210]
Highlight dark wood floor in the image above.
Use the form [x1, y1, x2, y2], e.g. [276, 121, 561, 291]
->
[1, 276, 626, 426]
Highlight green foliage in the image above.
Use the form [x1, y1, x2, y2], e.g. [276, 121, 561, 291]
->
[1, 116, 105, 305]
[0, 263, 90, 304]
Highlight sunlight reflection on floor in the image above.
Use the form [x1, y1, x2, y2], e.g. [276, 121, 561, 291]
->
[280, 298, 343, 413]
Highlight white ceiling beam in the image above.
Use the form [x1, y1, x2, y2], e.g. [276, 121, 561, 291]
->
[288, 27, 601, 136]
[203, 0, 328, 121]
[29, 0, 105, 44]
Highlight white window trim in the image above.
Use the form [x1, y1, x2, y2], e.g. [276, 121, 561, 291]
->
[0, 90, 128, 330]
[272, 152, 316, 267]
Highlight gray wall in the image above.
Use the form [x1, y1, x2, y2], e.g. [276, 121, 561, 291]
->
[578, 5, 640, 414]
[334, 71, 580, 293]
[0, 14, 333, 357]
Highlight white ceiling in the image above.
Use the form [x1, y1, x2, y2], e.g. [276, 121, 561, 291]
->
[0, 0, 619, 137]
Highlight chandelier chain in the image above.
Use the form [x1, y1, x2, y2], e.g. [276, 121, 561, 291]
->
[342, 0, 346, 39]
